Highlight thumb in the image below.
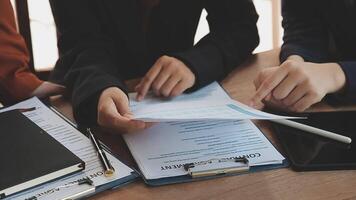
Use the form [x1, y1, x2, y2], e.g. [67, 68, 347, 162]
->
[110, 89, 146, 129]
[111, 92, 131, 116]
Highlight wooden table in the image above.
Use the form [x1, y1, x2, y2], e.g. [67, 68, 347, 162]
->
[51, 49, 356, 200]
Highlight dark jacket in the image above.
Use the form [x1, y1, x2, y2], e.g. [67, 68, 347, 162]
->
[280, 0, 356, 102]
[49, 0, 259, 125]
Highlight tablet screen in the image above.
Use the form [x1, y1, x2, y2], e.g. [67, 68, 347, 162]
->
[272, 111, 356, 171]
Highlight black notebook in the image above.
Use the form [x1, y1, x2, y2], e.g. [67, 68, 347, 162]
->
[0, 110, 85, 198]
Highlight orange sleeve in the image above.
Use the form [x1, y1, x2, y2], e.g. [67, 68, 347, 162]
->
[0, 0, 43, 102]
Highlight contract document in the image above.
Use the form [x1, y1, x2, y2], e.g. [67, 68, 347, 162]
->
[0, 97, 134, 200]
[129, 82, 294, 122]
[124, 120, 285, 180]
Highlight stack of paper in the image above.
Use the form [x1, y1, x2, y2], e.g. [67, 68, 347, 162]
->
[125, 82, 286, 180]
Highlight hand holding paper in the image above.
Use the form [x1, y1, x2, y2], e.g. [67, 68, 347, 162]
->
[129, 82, 295, 122]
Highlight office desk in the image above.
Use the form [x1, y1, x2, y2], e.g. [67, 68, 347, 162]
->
[50, 49, 356, 200]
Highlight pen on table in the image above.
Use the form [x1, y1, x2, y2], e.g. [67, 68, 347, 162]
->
[270, 119, 352, 144]
[86, 128, 115, 176]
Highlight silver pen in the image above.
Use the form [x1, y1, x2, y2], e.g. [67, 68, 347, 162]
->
[87, 128, 115, 177]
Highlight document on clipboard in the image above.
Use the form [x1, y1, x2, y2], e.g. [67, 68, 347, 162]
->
[124, 82, 286, 185]
[123, 120, 285, 181]
[0, 97, 138, 200]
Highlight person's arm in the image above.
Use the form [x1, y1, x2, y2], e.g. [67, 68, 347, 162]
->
[334, 61, 356, 101]
[171, 0, 259, 90]
[50, 0, 148, 132]
[281, 0, 356, 102]
[280, 0, 329, 63]
[134, 0, 259, 100]
[250, 0, 354, 111]
[0, 0, 42, 103]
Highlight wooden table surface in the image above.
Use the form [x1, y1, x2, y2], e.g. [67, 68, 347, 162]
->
[50, 49, 356, 200]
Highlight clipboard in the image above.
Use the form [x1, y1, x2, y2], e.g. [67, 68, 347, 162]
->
[141, 157, 288, 186]
[134, 125, 289, 186]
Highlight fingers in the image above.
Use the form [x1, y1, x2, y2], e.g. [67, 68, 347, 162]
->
[99, 100, 145, 132]
[291, 91, 321, 112]
[251, 60, 328, 112]
[251, 67, 289, 106]
[135, 56, 195, 100]
[272, 72, 303, 100]
[282, 81, 309, 106]
[253, 68, 276, 90]
[151, 70, 172, 96]
[136, 59, 163, 101]
[97, 87, 147, 134]
[170, 81, 189, 97]
[160, 76, 181, 97]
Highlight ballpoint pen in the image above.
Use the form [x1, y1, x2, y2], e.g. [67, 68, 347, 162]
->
[86, 128, 115, 177]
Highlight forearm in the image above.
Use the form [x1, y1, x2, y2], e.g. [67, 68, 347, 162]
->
[172, 0, 259, 90]
[52, 47, 128, 125]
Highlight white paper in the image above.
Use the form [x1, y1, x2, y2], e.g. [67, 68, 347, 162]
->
[1, 97, 134, 200]
[124, 120, 285, 180]
[129, 82, 295, 122]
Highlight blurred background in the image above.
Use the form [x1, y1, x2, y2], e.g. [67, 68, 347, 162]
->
[10, 0, 283, 73]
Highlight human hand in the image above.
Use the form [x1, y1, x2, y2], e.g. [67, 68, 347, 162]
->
[250, 60, 346, 112]
[97, 87, 150, 133]
[31, 81, 66, 98]
[135, 55, 195, 101]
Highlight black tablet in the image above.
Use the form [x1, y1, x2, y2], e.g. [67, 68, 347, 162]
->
[272, 111, 356, 171]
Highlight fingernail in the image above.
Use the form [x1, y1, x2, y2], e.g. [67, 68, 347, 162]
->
[136, 95, 142, 101]
[135, 120, 145, 129]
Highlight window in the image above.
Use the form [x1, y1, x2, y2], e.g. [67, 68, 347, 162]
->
[28, 0, 58, 71]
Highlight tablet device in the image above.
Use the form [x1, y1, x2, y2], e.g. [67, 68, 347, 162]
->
[272, 111, 356, 171]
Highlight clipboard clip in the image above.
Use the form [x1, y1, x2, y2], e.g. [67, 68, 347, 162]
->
[183, 157, 250, 178]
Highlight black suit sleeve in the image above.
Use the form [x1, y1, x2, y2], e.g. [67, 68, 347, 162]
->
[280, 0, 329, 63]
[49, 0, 127, 125]
[171, 0, 259, 90]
